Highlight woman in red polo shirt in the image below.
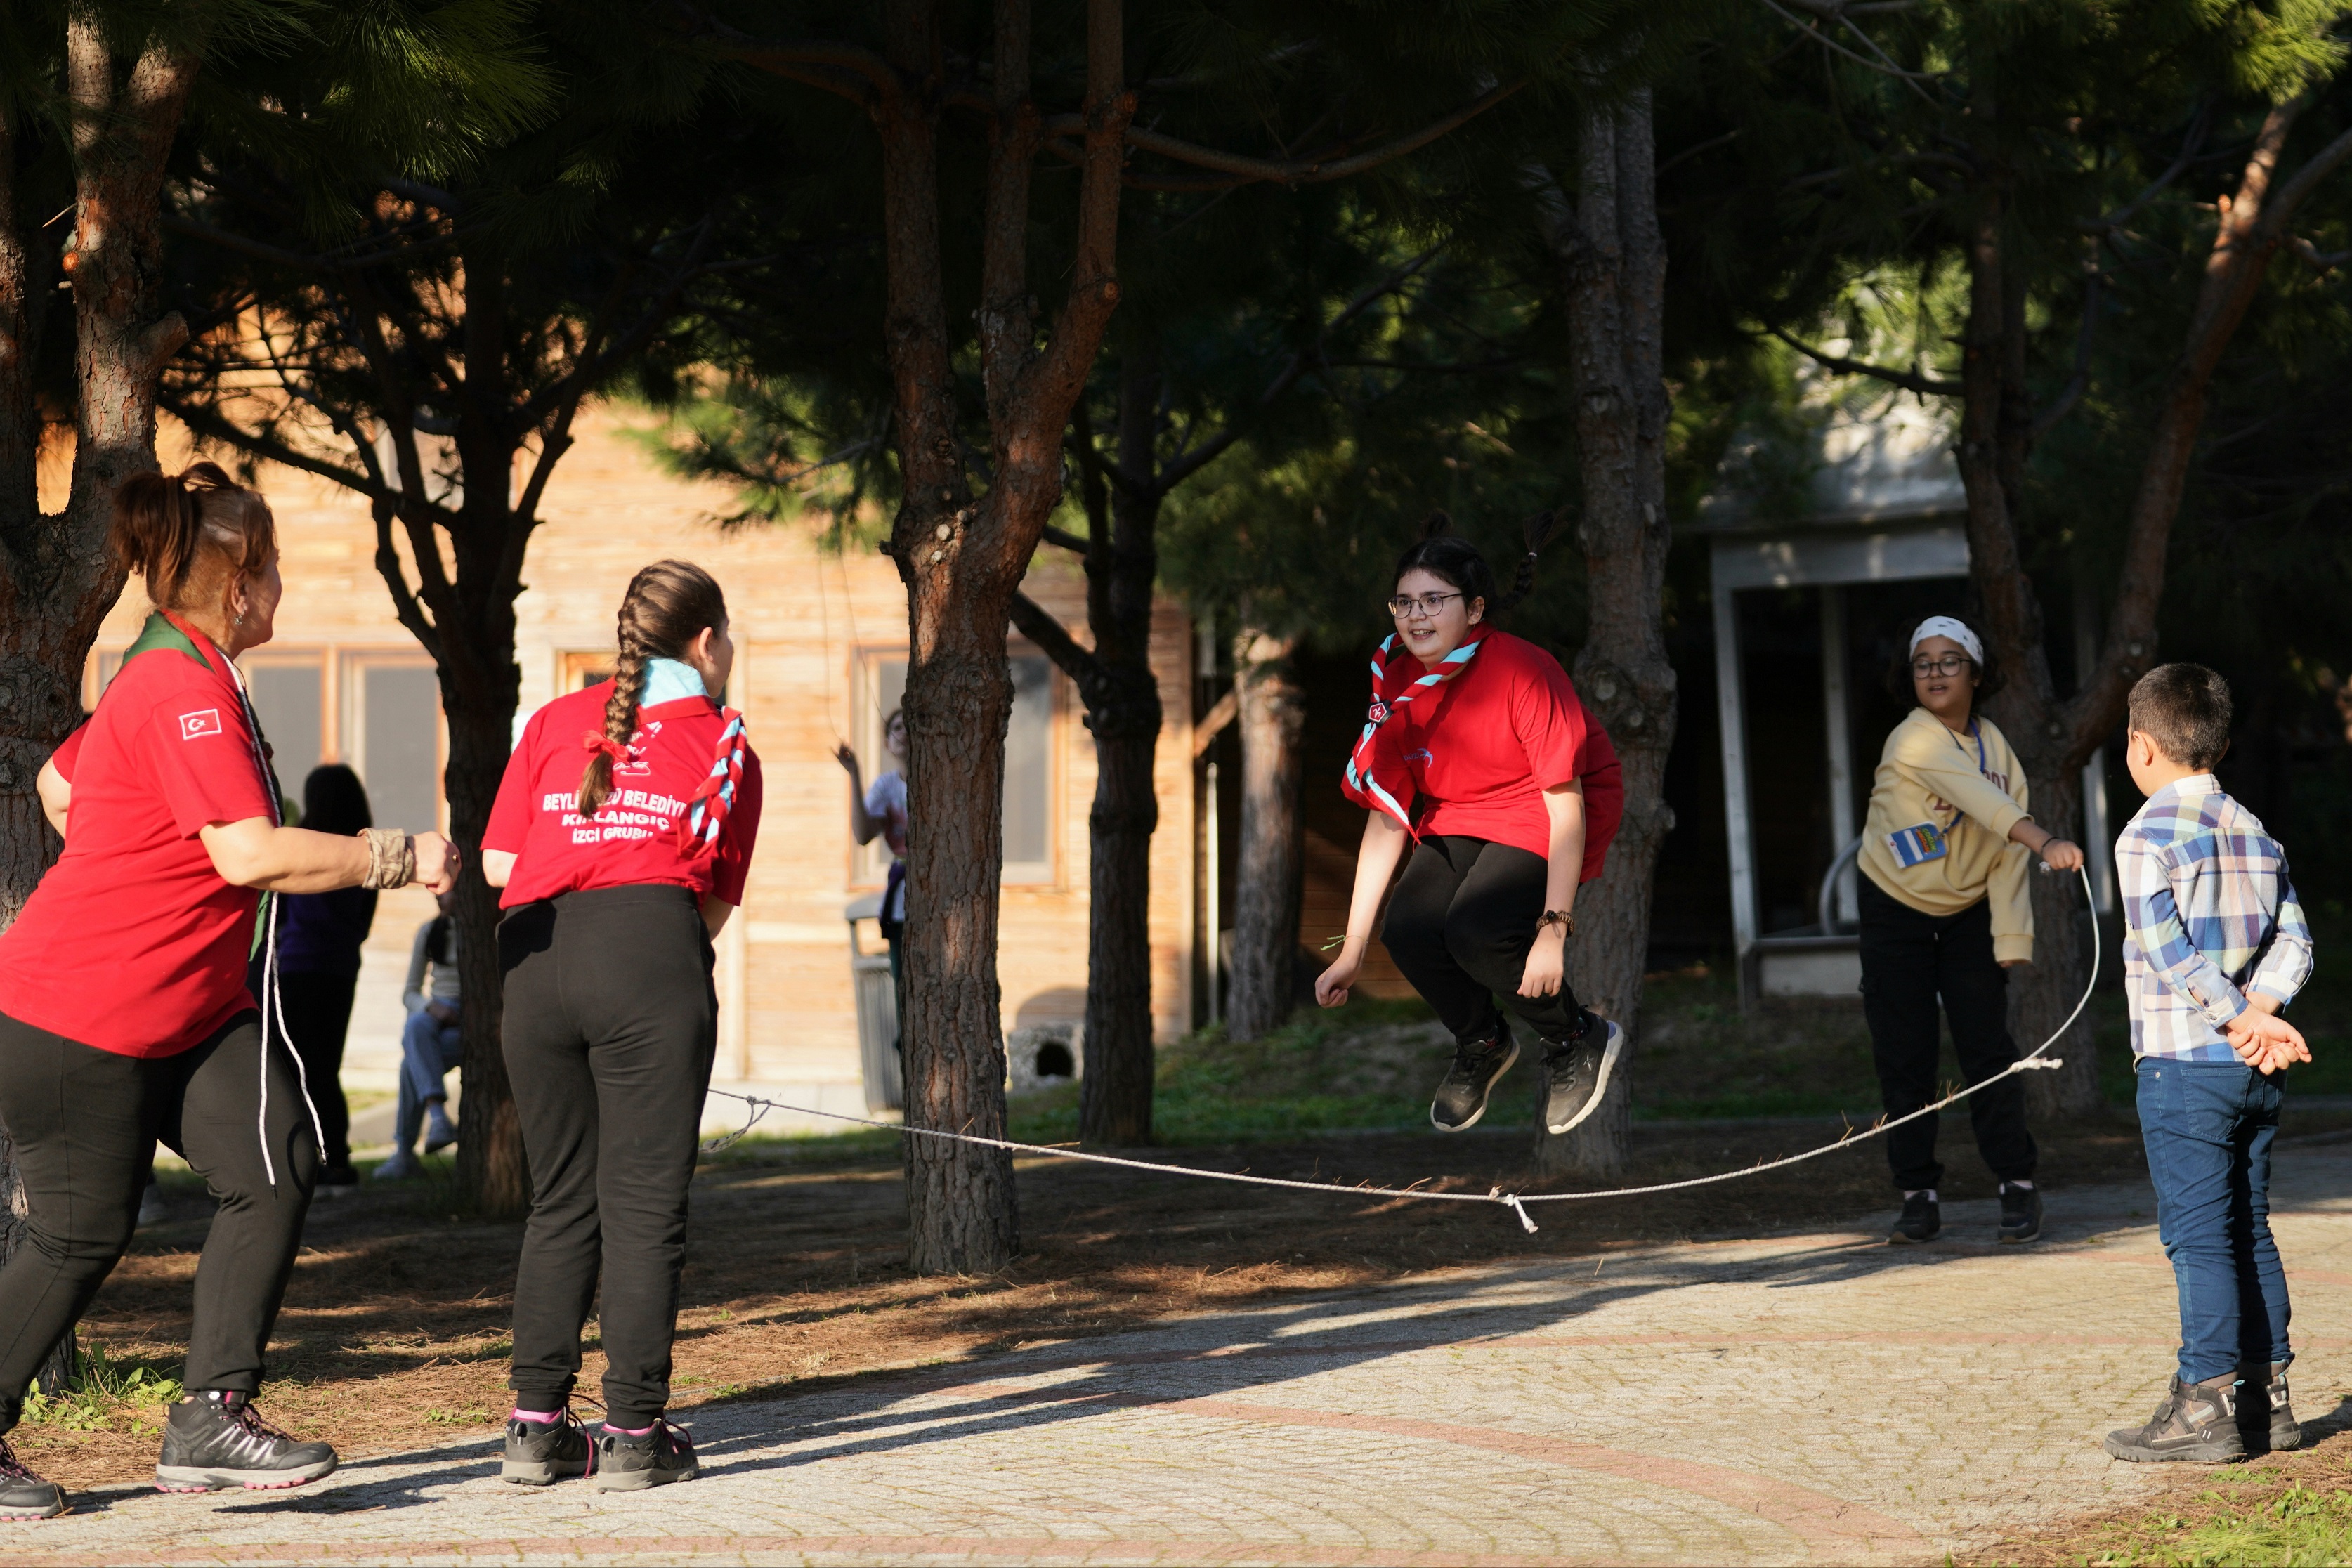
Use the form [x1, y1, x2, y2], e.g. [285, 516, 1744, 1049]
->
[482, 560, 761, 1494]
[0, 464, 455, 1520]
[1314, 521, 1626, 1139]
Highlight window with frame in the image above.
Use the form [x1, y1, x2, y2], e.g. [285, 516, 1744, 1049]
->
[856, 649, 1056, 885]
[343, 656, 444, 834]
[240, 651, 327, 809]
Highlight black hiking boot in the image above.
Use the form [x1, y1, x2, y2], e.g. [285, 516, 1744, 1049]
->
[2104, 1373, 2245, 1463]
[1541, 1019, 1624, 1136]
[1998, 1182, 2044, 1243]
[155, 1392, 337, 1492]
[1888, 1192, 1940, 1246]
[502, 1407, 594, 1485]
[1430, 1026, 1517, 1132]
[594, 1418, 699, 1491]
[0, 1437, 65, 1521]
[2240, 1362, 2301, 1453]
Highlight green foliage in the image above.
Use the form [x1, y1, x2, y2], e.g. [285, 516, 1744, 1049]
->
[19, 1342, 182, 1433]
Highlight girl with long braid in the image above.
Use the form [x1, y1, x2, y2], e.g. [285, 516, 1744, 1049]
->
[1314, 516, 1628, 1137]
[480, 561, 762, 1492]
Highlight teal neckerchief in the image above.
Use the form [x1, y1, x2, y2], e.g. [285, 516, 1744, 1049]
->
[641, 658, 712, 707]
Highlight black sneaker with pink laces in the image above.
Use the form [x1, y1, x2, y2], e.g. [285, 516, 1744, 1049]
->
[594, 1417, 698, 1491]
[155, 1391, 337, 1492]
[0, 1436, 65, 1520]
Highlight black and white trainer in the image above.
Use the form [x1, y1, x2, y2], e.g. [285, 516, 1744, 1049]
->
[594, 1418, 699, 1491]
[2105, 1373, 2245, 1464]
[1998, 1182, 2043, 1243]
[0, 1437, 65, 1520]
[2242, 1361, 2301, 1453]
[1888, 1191, 1940, 1245]
[1430, 1026, 1518, 1132]
[155, 1392, 337, 1492]
[502, 1407, 594, 1485]
[1541, 1019, 1624, 1136]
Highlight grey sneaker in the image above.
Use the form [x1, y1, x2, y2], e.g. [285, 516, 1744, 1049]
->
[594, 1418, 698, 1491]
[0, 1437, 64, 1520]
[2104, 1373, 2245, 1463]
[502, 1407, 594, 1485]
[2241, 1361, 2300, 1453]
[1430, 1028, 1518, 1132]
[1541, 1019, 1623, 1136]
[155, 1392, 337, 1492]
[425, 1106, 457, 1154]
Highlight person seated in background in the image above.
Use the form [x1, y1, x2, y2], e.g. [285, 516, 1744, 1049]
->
[376, 889, 461, 1180]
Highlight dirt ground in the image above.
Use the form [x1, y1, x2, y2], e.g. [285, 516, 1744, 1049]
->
[15, 1099, 2243, 1494]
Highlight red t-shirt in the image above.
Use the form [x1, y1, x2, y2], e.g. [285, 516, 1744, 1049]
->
[1377, 631, 1623, 880]
[0, 614, 277, 1056]
[485, 683, 764, 909]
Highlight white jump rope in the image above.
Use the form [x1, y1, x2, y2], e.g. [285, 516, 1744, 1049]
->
[232, 668, 327, 1189]
[705, 864, 2100, 1233]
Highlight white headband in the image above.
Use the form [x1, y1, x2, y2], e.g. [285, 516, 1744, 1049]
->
[1910, 616, 1983, 666]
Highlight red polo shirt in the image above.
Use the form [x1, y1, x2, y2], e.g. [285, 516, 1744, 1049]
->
[485, 682, 763, 908]
[0, 614, 277, 1056]
[1378, 631, 1623, 881]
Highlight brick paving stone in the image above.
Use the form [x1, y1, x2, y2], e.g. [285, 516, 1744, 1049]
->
[12, 1149, 2352, 1567]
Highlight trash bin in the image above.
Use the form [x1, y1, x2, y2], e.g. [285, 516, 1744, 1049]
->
[846, 893, 903, 1112]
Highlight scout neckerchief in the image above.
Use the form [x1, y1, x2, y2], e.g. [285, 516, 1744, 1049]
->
[1883, 713, 1999, 869]
[581, 658, 749, 858]
[1340, 625, 1490, 833]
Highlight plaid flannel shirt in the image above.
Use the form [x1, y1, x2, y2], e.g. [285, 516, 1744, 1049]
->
[2117, 774, 2313, 1061]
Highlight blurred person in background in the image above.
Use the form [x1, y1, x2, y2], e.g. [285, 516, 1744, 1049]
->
[376, 887, 460, 1180]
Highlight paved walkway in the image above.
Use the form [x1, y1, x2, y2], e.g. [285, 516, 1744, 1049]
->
[18, 1149, 2352, 1567]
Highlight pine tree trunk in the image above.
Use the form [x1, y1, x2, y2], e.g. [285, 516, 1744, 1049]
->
[445, 696, 532, 1215]
[1531, 91, 1676, 1180]
[1080, 695, 1158, 1142]
[900, 620, 1021, 1272]
[1225, 627, 1306, 1041]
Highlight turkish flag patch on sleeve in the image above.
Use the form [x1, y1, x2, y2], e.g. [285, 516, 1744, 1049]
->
[178, 709, 223, 740]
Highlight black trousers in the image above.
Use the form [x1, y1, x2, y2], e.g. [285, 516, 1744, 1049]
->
[0, 1009, 317, 1432]
[277, 972, 358, 1174]
[1381, 835, 1590, 1050]
[499, 885, 716, 1429]
[1857, 876, 2038, 1191]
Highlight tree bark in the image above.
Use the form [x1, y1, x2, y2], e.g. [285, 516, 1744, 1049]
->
[873, 0, 1134, 1271]
[1225, 627, 1306, 1041]
[1529, 91, 1676, 1180]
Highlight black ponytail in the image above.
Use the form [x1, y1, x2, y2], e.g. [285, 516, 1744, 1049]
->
[1390, 509, 1559, 620]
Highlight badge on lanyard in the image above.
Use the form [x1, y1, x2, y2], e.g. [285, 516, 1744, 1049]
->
[1886, 821, 1949, 868]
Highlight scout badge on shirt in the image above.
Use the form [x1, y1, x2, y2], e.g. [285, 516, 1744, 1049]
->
[1885, 821, 1949, 868]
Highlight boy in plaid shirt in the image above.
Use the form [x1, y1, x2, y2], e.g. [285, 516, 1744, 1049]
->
[2105, 664, 2314, 1464]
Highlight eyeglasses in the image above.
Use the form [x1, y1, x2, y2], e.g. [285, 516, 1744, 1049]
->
[1387, 592, 1463, 620]
[1911, 653, 1972, 677]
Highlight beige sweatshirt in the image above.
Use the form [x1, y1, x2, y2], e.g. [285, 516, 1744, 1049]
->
[1857, 707, 2037, 962]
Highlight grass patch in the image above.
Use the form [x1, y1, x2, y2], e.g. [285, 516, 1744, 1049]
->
[1980, 1446, 2352, 1566]
[20, 1342, 182, 1434]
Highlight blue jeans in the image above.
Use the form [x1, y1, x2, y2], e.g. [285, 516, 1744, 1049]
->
[2136, 1057, 2292, 1382]
[398, 1010, 464, 1153]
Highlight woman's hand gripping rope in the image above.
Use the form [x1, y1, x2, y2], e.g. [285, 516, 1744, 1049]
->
[699, 868, 2100, 1232]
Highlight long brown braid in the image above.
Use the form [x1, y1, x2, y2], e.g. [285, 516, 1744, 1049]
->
[576, 560, 729, 816]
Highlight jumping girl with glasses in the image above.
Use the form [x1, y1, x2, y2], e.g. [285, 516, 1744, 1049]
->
[1861, 615, 2083, 1247]
[481, 561, 762, 1492]
[1314, 516, 1626, 1137]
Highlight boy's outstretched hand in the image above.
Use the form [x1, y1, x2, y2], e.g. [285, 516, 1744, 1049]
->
[2225, 1001, 2310, 1074]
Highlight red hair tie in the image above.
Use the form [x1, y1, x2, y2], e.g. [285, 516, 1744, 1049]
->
[581, 731, 628, 762]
